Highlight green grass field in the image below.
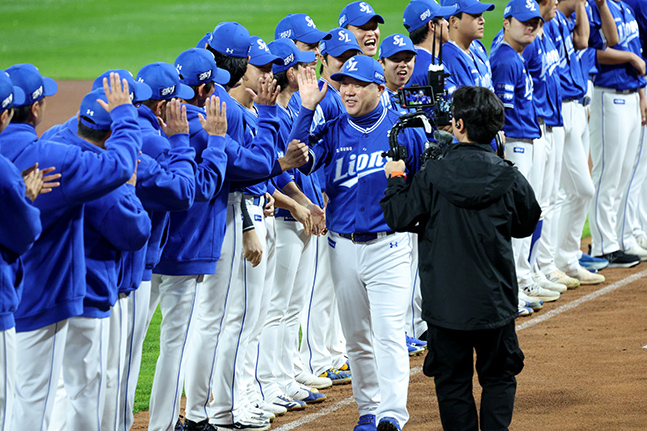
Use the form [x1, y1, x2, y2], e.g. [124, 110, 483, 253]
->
[2, 0, 509, 80]
[2, 0, 594, 415]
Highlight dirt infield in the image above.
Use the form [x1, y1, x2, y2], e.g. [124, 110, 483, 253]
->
[45, 82, 647, 431]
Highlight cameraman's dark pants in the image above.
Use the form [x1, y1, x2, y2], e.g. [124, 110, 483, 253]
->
[423, 321, 524, 431]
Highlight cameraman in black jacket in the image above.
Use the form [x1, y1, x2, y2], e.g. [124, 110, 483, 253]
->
[380, 86, 540, 431]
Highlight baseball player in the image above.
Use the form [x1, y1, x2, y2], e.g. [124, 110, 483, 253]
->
[441, 0, 496, 94]
[0, 71, 47, 431]
[339, 1, 384, 57]
[378, 33, 417, 114]
[489, 0, 562, 303]
[289, 57, 427, 431]
[0, 70, 140, 431]
[588, 0, 647, 266]
[49, 87, 152, 431]
[403, 0, 458, 87]
[275, 13, 327, 69]
[295, 27, 361, 387]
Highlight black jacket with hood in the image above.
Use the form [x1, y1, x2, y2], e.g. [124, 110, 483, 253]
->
[381, 142, 541, 331]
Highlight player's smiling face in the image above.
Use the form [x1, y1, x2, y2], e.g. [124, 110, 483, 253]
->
[380, 52, 416, 92]
[347, 18, 381, 56]
[339, 76, 383, 117]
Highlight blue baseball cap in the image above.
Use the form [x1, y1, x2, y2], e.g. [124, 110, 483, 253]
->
[175, 48, 230, 86]
[441, 0, 495, 15]
[136, 63, 195, 101]
[268, 39, 316, 74]
[339, 1, 385, 28]
[248, 37, 283, 66]
[321, 28, 362, 57]
[0, 70, 25, 113]
[92, 69, 152, 103]
[330, 55, 385, 85]
[379, 34, 417, 59]
[6, 64, 57, 107]
[79, 88, 112, 131]
[207, 22, 252, 58]
[403, 0, 458, 31]
[275, 14, 327, 44]
[504, 0, 543, 22]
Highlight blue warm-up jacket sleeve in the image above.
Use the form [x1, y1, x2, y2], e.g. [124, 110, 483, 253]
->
[194, 134, 228, 202]
[61, 104, 142, 206]
[0, 158, 41, 255]
[85, 184, 152, 251]
[135, 133, 197, 211]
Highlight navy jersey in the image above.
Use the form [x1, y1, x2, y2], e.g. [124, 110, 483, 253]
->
[591, 0, 647, 90]
[491, 43, 541, 140]
[524, 30, 564, 127]
[544, 9, 588, 99]
[443, 40, 494, 95]
[289, 104, 426, 234]
[623, 0, 647, 63]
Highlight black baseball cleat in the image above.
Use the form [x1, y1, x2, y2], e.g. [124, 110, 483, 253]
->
[595, 250, 640, 268]
[184, 418, 219, 431]
[377, 417, 401, 431]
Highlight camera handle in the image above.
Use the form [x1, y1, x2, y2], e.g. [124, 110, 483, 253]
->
[381, 112, 434, 161]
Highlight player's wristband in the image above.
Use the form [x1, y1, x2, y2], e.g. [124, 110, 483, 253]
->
[389, 170, 407, 181]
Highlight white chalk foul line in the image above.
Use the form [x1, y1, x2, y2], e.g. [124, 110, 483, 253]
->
[273, 269, 647, 431]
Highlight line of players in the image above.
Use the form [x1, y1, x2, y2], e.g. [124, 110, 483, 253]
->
[0, 0, 645, 431]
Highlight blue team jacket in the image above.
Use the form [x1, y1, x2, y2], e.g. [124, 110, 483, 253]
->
[0, 153, 42, 331]
[155, 102, 280, 276]
[0, 104, 141, 331]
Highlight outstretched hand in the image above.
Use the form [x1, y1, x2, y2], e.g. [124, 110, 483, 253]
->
[158, 99, 189, 136]
[199, 96, 228, 136]
[297, 67, 327, 110]
[97, 72, 132, 113]
[247, 73, 280, 106]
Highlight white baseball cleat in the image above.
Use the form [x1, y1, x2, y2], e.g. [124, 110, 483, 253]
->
[521, 283, 560, 302]
[545, 269, 580, 289]
[567, 265, 605, 285]
[532, 271, 567, 293]
[295, 372, 333, 390]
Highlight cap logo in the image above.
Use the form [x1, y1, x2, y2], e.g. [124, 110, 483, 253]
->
[257, 39, 269, 52]
[359, 2, 372, 13]
[1, 94, 12, 109]
[198, 70, 212, 81]
[420, 9, 431, 21]
[31, 86, 43, 101]
[129, 92, 134, 101]
[160, 85, 176, 97]
[393, 35, 407, 47]
[340, 14, 347, 26]
[86, 108, 95, 117]
[279, 29, 292, 39]
[346, 57, 358, 72]
[137, 77, 145, 83]
[226, 48, 234, 54]
[305, 16, 315, 28]
[338, 30, 352, 43]
[374, 71, 384, 81]
[176, 64, 183, 72]
[526, 0, 536, 10]
[283, 53, 295, 66]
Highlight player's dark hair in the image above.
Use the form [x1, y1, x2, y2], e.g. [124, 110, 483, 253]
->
[319, 54, 329, 75]
[274, 63, 309, 92]
[77, 121, 111, 143]
[451, 86, 504, 145]
[10, 99, 43, 124]
[184, 81, 215, 100]
[409, 23, 429, 45]
[207, 47, 248, 88]
[454, 12, 463, 20]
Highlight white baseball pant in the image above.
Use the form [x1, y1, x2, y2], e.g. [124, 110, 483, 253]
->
[12, 320, 68, 431]
[589, 88, 643, 256]
[0, 328, 15, 431]
[618, 125, 647, 250]
[406, 233, 427, 339]
[103, 294, 129, 431]
[328, 231, 412, 427]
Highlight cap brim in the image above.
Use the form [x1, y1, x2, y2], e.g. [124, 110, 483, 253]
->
[249, 54, 283, 66]
[12, 86, 25, 106]
[214, 68, 231, 85]
[330, 71, 371, 83]
[463, 3, 495, 14]
[349, 13, 385, 27]
[438, 4, 459, 18]
[177, 84, 196, 100]
[325, 45, 362, 57]
[132, 81, 153, 102]
[297, 51, 317, 64]
[510, 12, 545, 22]
[298, 28, 328, 44]
[42, 76, 58, 97]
